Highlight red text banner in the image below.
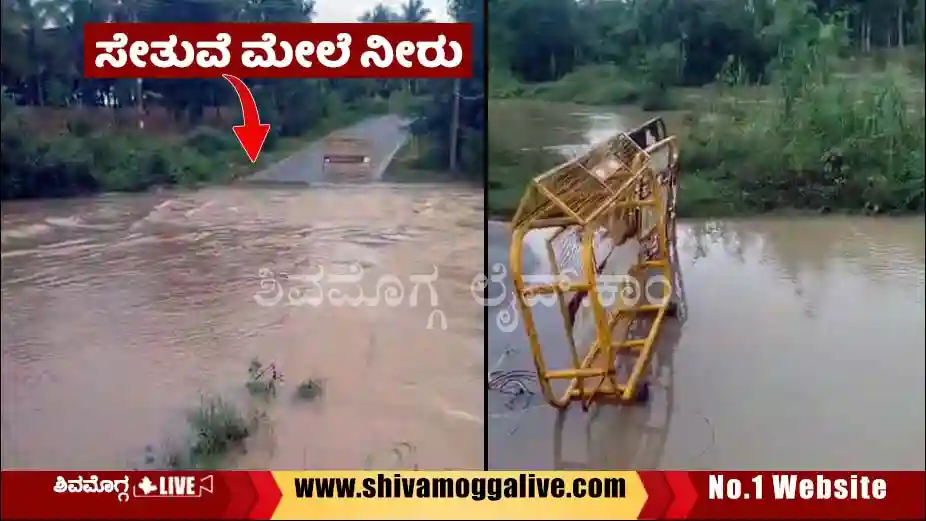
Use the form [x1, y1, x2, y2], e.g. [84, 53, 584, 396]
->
[0, 471, 281, 520]
[83, 23, 473, 79]
[639, 471, 925, 520]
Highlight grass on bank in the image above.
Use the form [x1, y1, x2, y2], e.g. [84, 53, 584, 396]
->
[680, 69, 925, 216]
[383, 120, 487, 185]
[155, 395, 259, 470]
[488, 51, 925, 219]
[491, 64, 676, 110]
[0, 93, 411, 200]
[383, 134, 465, 183]
[144, 358, 325, 469]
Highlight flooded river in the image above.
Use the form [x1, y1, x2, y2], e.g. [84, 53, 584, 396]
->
[2, 183, 484, 470]
[487, 100, 926, 470]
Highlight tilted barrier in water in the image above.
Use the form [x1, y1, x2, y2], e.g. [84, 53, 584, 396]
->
[508, 117, 683, 410]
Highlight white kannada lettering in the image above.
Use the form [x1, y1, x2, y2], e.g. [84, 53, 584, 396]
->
[294, 41, 315, 68]
[241, 33, 281, 68]
[149, 35, 194, 68]
[360, 35, 393, 68]
[275, 41, 295, 68]
[94, 32, 129, 68]
[52, 475, 131, 502]
[127, 40, 151, 68]
[362, 35, 460, 69]
[93, 31, 455, 71]
[394, 40, 416, 68]
[196, 32, 232, 68]
[316, 33, 351, 68]
[417, 34, 463, 68]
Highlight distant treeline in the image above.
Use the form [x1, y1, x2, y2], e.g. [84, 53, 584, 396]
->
[0, 0, 486, 199]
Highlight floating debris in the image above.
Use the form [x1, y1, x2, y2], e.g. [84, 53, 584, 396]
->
[487, 369, 537, 396]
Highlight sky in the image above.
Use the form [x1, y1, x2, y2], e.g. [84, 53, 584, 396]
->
[314, 0, 451, 23]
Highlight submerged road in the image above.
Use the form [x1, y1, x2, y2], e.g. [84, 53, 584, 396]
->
[1, 121, 484, 470]
[246, 114, 411, 184]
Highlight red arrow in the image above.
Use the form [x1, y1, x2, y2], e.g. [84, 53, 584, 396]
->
[223, 74, 270, 163]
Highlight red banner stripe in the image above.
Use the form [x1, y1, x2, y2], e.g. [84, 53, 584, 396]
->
[222, 472, 257, 519]
[684, 471, 925, 520]
[249, 471, 282, 520]
[0, 470, 286, 520]
[664, 471, 697, 519]
[638, 471, 672, 519]
[1, 470, 923, 519]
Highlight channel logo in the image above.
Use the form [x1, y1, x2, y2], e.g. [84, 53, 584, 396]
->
[133, 475, 213, 498]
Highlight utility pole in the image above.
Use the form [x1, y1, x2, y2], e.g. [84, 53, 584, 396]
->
[132, 6, 144, 130]
[449, 78, 461, 172]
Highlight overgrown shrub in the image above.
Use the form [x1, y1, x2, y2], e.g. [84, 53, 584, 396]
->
[682, 45, 925, 215]
[185, 126, 239, 157]
[1, 88, 400, 200]
[1, 98, 238, 199]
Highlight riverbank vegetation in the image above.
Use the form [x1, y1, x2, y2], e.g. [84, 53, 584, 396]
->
[387, 0, 486, 182]
[1, 0, 485, 200]
[143, 358, 325, 469]
[488, 0, 926, 217]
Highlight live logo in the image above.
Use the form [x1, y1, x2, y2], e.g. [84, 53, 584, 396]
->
[150, 476, 197, 496]
[135, 473, 214, 498]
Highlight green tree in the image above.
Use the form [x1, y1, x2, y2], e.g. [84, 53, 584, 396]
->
[399, 0, 432, 22]
[1, 0, 486, 198]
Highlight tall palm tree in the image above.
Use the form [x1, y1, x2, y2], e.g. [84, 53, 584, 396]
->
[7, 0, 56, 105]
[399, 0, 431, 22]
[243, 0, 316, 22]
[395, 0, 433, 94]
[1, 0, 30, 89]
[358, 3, 396, 22]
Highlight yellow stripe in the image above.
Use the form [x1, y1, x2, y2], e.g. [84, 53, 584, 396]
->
[270, 471, 645, 520]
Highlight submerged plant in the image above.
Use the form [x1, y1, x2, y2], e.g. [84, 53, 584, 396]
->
[294, 378, 326, 402]
[246, 357, 284, 397]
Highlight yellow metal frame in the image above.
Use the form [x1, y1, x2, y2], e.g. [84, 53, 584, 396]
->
[554, 264, 687, 468]
[508, 118, 681, 410]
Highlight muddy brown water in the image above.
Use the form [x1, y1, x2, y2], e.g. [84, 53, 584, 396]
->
[487, 100, 926, 470]
[2, 183, 484, 470]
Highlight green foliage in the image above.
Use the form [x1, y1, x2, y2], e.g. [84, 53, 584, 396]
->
[1, 0, 479, 199]
[487, 0, 925, 218]
[520, 66, 650, 105]
[185, 127, 239, 158]
[490, 0, 926, 103]
[359, 0, 433, 22]
[295, 378, 326, 401]
[0, 99, 242, 198]
[245, 357, 286, 399]
[1, 0, 482, 197]
[406, 0, 486, 180]
[683, 60, 925, 215]
[487, 145, 562, 219]
[158, 393, 257, 470]
[186, 396, 252, 463]
[154, 358, 293, 469]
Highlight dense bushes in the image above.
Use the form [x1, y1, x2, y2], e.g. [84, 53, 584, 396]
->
[486, 15, 925, 219]
[486, 65, 925, 218]
[680, 46, 925, 216]
[486, 0, 925, 219]
[486, 60, 925, 219]
[0, 92, 396, 200]
[1, 100, 243, 200]
[490, 64, 676, 110]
